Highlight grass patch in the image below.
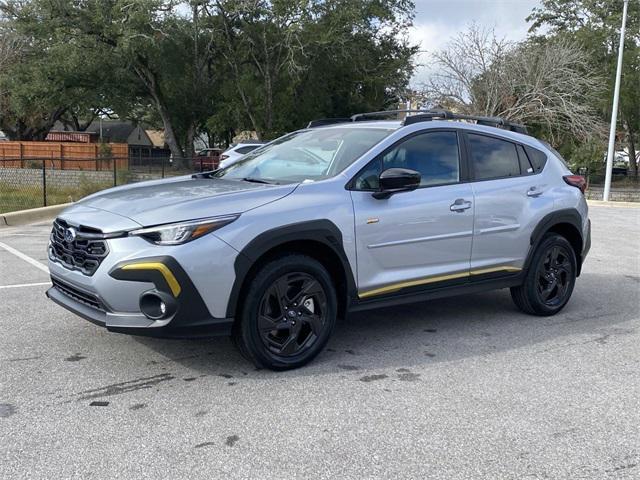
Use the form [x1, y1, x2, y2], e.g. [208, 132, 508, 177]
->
[0, 179, 112, 214]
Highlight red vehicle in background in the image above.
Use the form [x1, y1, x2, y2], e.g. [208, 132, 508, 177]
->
[193, 148, 223, 170]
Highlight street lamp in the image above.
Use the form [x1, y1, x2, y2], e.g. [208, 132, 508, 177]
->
[603, 0, 629, 201]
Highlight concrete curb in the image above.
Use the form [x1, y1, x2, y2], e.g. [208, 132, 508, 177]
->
[587, 200, 639, 208]
[1, 203, 72, 227]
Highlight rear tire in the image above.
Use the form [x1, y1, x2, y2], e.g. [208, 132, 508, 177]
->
[232, 254, 337, 370]
[511, 233, 577, 316]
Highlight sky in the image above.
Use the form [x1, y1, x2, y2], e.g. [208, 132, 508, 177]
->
[409, 0, 542, 86]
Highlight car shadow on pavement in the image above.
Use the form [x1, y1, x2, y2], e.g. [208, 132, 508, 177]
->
[131, 271, 639, 379]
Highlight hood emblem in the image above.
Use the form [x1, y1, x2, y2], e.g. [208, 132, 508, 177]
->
[64, 227, 77, 243]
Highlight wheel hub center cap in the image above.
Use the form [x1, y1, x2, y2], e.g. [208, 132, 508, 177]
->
[287, 310, 297, 317]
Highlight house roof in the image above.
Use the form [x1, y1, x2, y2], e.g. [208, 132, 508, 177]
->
[145, 130, 166, 148]
[85, 120, 136, 143]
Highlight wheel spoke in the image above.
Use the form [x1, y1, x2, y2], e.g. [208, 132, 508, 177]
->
[301, 313, 323, 336]
[258, 314, 279, 333]
[540, 282, 556, 301]
[290, 278, 323, 306]
[280, 330, 300, 355]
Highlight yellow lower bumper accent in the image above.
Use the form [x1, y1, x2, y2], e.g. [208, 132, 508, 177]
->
[121, 262, 182, 297]
[358, 266, 521, 299]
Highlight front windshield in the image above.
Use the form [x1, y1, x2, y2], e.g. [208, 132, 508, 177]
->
[213, 127, 393, 184]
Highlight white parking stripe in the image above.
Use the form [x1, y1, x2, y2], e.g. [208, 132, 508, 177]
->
[0, 241, 49, 274]
[0, 282, 51, 289]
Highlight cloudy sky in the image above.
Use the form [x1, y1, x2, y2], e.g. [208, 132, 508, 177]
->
[409, 0, 542, 86]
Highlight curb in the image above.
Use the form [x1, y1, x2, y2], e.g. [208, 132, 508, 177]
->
[1, 203, 72, 227]
[587, 200, 639, 208]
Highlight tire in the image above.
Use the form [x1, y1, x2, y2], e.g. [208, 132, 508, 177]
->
[511, 233, 577, 316]
[232, 254, 337, 370]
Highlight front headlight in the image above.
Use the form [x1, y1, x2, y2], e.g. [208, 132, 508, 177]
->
[129, 214, 239, 245]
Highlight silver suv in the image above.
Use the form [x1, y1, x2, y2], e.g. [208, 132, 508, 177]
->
[47, 110, 591, 370]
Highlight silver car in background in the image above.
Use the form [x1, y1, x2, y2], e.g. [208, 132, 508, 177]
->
[218, 141, 265, 169]
[46, 110, 590, 370]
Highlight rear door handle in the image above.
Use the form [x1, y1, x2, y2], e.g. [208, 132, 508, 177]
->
[450, 198, 472, 212]
[527, 186, 543, 197]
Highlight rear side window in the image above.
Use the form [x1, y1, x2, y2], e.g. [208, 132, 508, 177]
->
[524, 145, 549, 173]
[236, 145, 259, 154]
[468, 134, 520, 180]
[517, 145, 534, 175]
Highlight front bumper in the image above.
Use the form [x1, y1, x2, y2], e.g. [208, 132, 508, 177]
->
[47, 258, 234, 338]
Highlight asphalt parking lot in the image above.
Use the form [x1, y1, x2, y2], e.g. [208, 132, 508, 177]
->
[1, 204, 639, 479]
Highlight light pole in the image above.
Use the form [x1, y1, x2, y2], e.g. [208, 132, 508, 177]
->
[603, 0, 629, 201]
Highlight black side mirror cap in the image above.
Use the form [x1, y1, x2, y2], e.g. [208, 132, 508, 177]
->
[372, 168, 421, 199]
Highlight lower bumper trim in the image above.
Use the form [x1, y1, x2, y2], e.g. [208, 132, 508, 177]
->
[46, 285, 234, 339]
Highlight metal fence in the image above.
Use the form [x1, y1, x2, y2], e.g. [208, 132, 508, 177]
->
[1, 156, 639, 214]
[0, 156, 215, 214]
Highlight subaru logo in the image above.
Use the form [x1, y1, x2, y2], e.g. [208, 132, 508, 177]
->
[64, 227, 77, 243]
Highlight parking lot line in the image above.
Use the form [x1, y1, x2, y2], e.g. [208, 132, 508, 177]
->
[0, 282, 51, 289]
[0, 240, 49, 274]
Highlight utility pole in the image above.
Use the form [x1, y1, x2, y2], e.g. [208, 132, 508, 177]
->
[603, 0, 629, 201]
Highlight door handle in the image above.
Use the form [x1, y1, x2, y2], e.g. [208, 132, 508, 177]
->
[527, 186, 543, 197]
[450, 198, 472, 212]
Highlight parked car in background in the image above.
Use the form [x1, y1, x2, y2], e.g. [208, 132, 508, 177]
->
[219, 142, 265, 168]
[194, 148, 223, 170]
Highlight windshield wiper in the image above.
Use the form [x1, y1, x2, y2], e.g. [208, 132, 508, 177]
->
[241, 177, 276, 185]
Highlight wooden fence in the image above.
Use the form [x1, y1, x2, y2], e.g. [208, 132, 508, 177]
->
[0, 141, 129, 170]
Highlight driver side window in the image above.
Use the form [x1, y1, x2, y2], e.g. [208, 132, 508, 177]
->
[353, 131, 461, 191]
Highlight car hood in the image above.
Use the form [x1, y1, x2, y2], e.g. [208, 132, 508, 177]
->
[73, 175, 297, 228]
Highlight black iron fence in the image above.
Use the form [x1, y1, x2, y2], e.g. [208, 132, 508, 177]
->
[1, 156, 639, 214]
[0, 156, 216, 214]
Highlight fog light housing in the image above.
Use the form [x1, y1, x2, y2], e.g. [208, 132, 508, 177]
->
[139, 290, 176, 320]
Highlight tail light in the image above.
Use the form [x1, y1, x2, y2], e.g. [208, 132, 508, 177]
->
[563, 175, 587, 193]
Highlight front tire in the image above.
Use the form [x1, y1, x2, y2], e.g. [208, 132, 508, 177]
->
[511, 234, 577, 316]
[233, 254, 337, 370]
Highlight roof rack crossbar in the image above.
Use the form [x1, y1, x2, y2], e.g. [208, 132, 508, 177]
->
[306, 118, 352, 128]
[307, 109, 528, 134]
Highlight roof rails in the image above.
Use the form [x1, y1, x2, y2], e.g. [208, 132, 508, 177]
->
[307, 109, 528, 135]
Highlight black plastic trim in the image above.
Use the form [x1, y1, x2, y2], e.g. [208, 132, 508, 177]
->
[350, 271, 524, 312]
[227, 220, 357, 318]
[525, 208, 585, 275]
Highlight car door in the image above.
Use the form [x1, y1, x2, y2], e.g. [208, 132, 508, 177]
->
[349, 130, 474, 299]
[464, 132, 554, 275]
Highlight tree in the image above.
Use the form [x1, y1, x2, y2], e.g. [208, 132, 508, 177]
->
[422, 25, 605, 147]
[212, 0, 417, 140]
[528, 0, 640, 176]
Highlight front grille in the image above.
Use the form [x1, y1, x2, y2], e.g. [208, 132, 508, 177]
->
[51, 278, 105, 311]
[49, 219, 109, 276]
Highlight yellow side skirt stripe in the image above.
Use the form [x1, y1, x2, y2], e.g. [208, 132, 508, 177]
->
[358, 266, 521, 299]
[121, 262, 182, 297]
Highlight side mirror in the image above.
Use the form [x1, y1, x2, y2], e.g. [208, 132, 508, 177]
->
[372, 168, 421, 199]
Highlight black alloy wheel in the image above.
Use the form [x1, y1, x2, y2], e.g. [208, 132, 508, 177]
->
[233, 254, 337, 370]
[535, 245, 573, 307]
[258, 272, 328, 357]
[511, 233, 577, 316]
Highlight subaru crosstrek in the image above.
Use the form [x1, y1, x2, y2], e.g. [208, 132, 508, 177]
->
[47, 110, 591, 370]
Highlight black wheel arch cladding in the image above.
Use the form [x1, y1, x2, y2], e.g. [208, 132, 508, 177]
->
[526, 208, 585, 275]
[226, 219, 357, 318]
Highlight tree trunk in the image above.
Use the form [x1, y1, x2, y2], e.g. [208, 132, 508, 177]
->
[625, 119, 637, 178]
[134, 62, 186, 169]
[185, 123, 196, 160]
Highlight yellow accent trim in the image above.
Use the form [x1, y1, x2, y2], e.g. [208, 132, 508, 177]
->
[358, 266, 521, 299]
[121, 262, 181, 297]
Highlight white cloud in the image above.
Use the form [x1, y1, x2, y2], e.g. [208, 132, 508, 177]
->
[409, 0, 541, 86]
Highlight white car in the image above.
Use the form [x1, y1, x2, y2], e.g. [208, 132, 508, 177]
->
[218, 142, 264, 168]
